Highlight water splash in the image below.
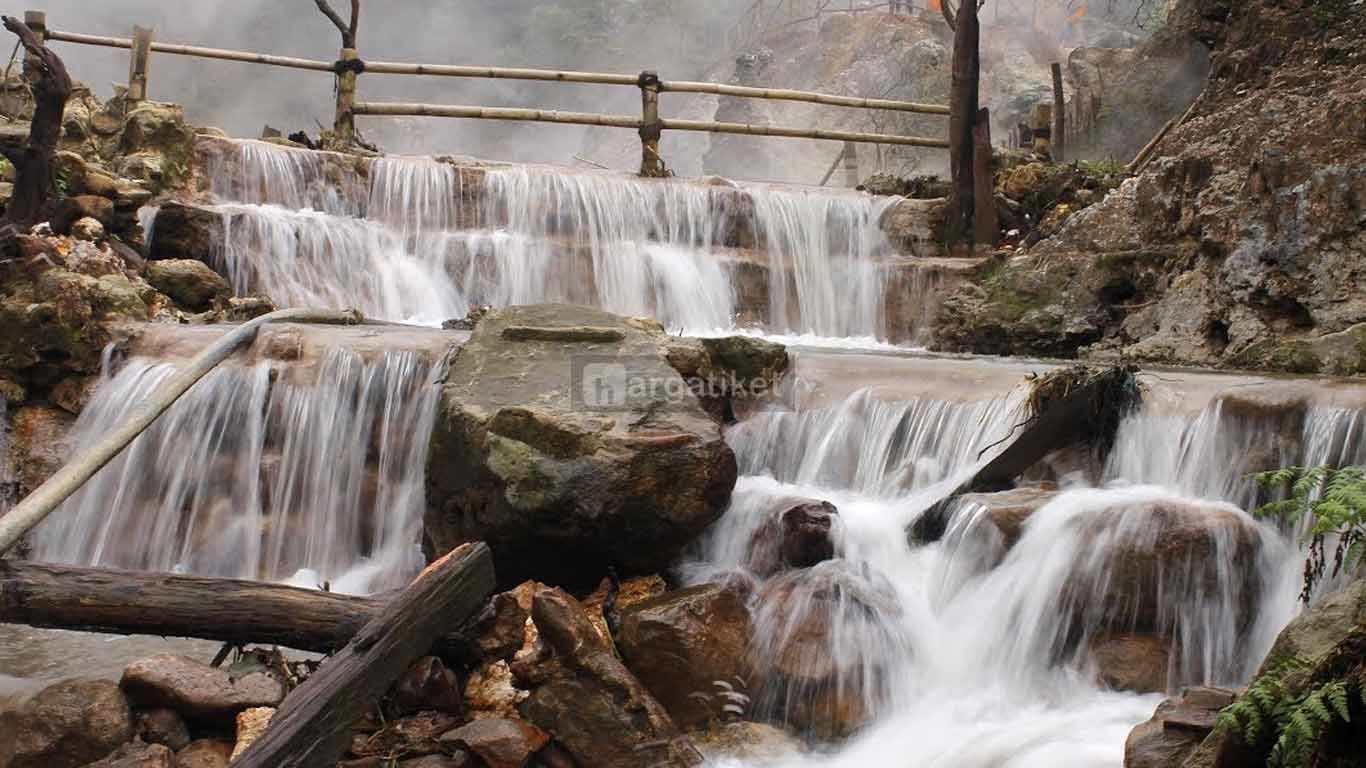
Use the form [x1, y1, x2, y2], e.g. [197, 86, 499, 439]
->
[31, 348, 441, 595]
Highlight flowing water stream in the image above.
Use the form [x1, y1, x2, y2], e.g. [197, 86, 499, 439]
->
[4, 143, 1363, 766]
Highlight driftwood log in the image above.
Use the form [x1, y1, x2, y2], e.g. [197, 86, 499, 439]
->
[231, 542, 495, 768]
[1, 15, 72, 229]
[0, 560, 485, 663]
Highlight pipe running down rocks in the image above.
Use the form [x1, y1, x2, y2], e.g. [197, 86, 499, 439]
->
[0, 307, 364, 556]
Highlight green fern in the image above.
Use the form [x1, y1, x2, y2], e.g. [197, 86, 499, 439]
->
[1254, 465, 1366, 601]
[1219, 660, 1360, 768]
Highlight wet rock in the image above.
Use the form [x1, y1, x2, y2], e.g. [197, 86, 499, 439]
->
[226, 296, 274, 321]
[143, 260, 230, 312]
[745, 500, 840, 578]
[662, 334, 789, 422]
[617, 582, 754, 728]
[0, 679, 133, 768]
[82, 742, 174, 768]
[70, 217, 106, 243]
[349, 712, 460, 759]
[879, 198, 949, 257]
[134, 709, 191, 752]
[391, 656, 463, 716]
[425, 304, 737, 588]
[955, 487, 1060, 549]
[511, 587, 703, 768]
[1124, 686, 1236, 768]
[119, 103, 195, 192]
[689, 721, 804, 763]
[581, 573, 667, 646]
[1091, 633, 1172, 694]
[438, 717, 549, 768]
[50, 195, 115, 236]
[8, 405, 76, 494]
[148, 203, 224, 263]
[171, 740, 233, 768]
[120, 654, 284, 726]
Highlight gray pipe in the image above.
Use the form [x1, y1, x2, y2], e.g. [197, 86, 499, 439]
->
[0, 307, 363, 555]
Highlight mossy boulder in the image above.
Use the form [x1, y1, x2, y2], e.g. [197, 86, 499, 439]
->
[144, 259, 231, 312]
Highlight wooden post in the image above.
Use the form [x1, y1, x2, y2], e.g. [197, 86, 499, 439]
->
[230, 544, 496, 768]
[947, 0, 979, 244]
[126, 26, 153, 104]
[842, 140, 858, 187]
[333, 47, 358, 145]
[20, 10, 45, 80]
[972, 107, 997, 248]
[1050, 62, 1065, 163]
[638, 70, 665, 177]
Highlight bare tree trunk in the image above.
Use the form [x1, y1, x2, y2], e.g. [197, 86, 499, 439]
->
[947, 1, 979, 244]
[2, 16, 72, 230]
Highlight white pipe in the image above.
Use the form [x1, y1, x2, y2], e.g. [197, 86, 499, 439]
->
[0, 307, 363, 555]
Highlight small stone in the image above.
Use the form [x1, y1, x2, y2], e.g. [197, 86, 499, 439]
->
[349, 712, 460, 759]
[143, 260, 231, 312]
[81, 741, 174, 768]
[464, 660, 528, 719]
[438, 718, 549, 768]
[0, 678, 133, 768]
[135, 708, 191, 751]
[172, 739, 234, 768]
[50, 194, 115, 235]
[391, 656, 463, 716]
[120, 654, 284, 726]
[229, 707, 273, 761]
[70, 216, 106, 242]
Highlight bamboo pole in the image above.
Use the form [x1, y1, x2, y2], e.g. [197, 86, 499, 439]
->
[363, 60, 640, 86]
[842, 140, 859, 187]
[660, 117, 950, 147]
[658, 80, 950, 115]
[638, 71, 665, 177]
[353, 101, 643, 128]
[46, 29, 336, 72]
[334, 47, 358, 145]
[0, 307, 363, 556]
[1050, 62, 1065, 163]
[126, 25, 152, 103]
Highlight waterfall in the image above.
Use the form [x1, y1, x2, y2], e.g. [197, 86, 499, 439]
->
[191, 139, 910, 342]
[31, 348, 442, 595]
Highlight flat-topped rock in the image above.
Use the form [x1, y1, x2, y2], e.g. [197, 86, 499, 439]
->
[120, 654, 284, 726]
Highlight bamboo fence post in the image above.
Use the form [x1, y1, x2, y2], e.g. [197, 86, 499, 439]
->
[842, 140, 859, 187]
[1031, 102, 1052, 156]
[334, 47, 358, 145]
[126, 25, 152, 104]
[1050, 62, 1065, 163]
[638, 70, 665, 177]
[21, 10, 45, 80]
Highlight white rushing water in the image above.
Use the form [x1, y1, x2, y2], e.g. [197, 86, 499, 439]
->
[688, 369, 1357, 767]
[191, 140, 911, 340]
[31, 347, 442, 595]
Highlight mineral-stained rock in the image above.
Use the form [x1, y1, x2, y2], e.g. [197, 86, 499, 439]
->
[70, 217, 106, 242]
[391, 656, 463, 716]
[228, 708, 272, 761]
[81, 742, 174, 768]
[617, 583, 754, 728]
[464, 660, 528, 720]
[1124, 686, 1236, 768]
[8, 405, 76, 494]
[0, 678, 133, 768]
[689, 721, 804, 763]
[171, 739, 233, 768]
[134, 708, 191, 752]
[474, 586, 534, 661]
[438, 717, 549, 768]
[512, 586, 704, 768]
[349, 712, 461, 759]
[424, 304, 737, 588]
[148, 203, 224, 263]
[143, 260, 230, 312]
[120, 655, 284, 726]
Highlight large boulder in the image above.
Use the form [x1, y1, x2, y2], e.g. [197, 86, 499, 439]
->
[744, 499, 840, 578]
[119, 655, 284, 727]
[425, 304, 738, 588]
[510, 586, 703, 768]
[147, 203, 224, 263]
[617, 582, 754, 728]
[142, 260, 230, 312]
[0, 678, 133, 768]
[7, 405, 76, 495]
[1124, 687, 1237, 768]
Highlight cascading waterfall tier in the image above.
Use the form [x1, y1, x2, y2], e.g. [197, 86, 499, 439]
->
[31, 345, 442, 595]
[186, 138, 918, 341]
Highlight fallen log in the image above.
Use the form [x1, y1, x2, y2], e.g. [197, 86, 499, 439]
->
[231, 542, 495, 768]
[908, 365, 1141, 543]
[0, 561, 484, 663]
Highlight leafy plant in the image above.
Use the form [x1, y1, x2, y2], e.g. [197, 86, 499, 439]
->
[1217, 656, 1362, 768]
[1254, 466, 1366, 601]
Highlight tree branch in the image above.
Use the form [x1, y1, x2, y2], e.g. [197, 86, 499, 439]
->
[349, 0, 360, 48]
[1, 15, 72, 228]
[312, 0, 356, 48]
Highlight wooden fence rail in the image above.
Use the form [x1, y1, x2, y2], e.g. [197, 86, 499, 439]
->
[32, 9, 950, 179]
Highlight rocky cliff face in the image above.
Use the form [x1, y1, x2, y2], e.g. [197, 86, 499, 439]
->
[936, 0, 1366, 375]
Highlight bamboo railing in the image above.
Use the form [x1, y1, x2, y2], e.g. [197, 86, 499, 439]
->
[30, 8, 950, 178]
